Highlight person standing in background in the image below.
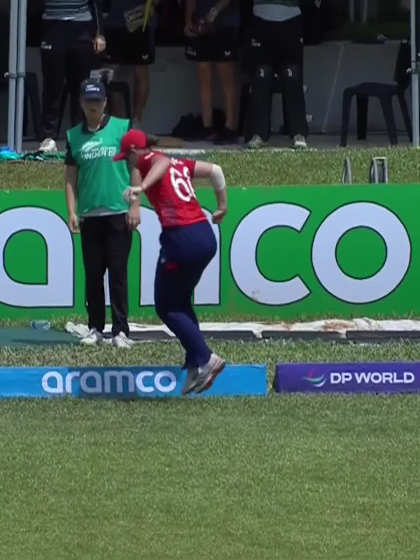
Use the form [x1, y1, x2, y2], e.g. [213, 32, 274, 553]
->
[40, 0, 106, 148]
[65, 79, 140, 348]
[104, 0, 157, 127]
[184, 0, 240, 143]
[244, 0, 315, 150]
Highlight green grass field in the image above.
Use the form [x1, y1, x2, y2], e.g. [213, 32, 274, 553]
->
[1, 149, 420, 558]
[0, 340, 420, 559]
[2, 146, 419, 188]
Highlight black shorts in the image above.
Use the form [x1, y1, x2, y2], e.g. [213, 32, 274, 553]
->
[185, 28, 239, 62]
[245, 15, 303, 72]
[104, 27, 155, 65]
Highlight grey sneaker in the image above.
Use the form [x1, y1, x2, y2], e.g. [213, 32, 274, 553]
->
[181, 367, 199, 395]
[246, 134, 265, 149]
[292, 134, 307, 149]
[80, 328, 103, 346]
[194, 354, 226, 394]
[112, 332, 134, 349]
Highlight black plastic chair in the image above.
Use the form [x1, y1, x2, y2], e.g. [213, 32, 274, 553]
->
[340, 41, 412, 146]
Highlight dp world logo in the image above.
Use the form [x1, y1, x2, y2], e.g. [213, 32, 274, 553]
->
[303, 370, 327, 388]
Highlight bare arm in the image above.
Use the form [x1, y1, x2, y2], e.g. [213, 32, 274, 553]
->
[65, 165, 79, 233]
[126, 166, 141, 230]
[194, 161, 227, 224]
[141, 156, 170, 192]
[125, 156, 170, 200]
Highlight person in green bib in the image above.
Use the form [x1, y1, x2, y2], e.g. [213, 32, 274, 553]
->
[65, 78, 140, 348]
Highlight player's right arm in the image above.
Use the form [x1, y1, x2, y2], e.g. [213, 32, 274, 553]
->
[65, 165, 79, 233]
[194, 161, 227, 224]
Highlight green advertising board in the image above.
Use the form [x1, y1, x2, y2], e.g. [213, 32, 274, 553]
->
[0, 185, 418, 319]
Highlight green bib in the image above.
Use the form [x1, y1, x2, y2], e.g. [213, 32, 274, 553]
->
[66, 117, 130, 216]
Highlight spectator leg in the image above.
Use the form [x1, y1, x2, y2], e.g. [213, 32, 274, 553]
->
[197, 62, 213, 128]
[215, 61, 237, 130]
[26, 73, 42, 141]
[279, 63, 307, 137]
[245, 64, 274, 142]
[133, 65, 150, 123]
[68, 38, 99, 126]
[40, 31, 67, 139]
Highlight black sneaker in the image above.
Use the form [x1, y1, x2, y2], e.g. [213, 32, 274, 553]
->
[213, 127, 238, 145]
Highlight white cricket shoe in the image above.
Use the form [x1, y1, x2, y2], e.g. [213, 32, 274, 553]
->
[39, 137, 58, 153]
[80, 328, 103, 346]
[292, 134, 307, 149]
[246, 134, 265, 149]
[112, 332, 135, 349]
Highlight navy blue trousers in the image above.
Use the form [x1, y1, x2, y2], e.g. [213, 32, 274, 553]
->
[154, 220, 217, 368]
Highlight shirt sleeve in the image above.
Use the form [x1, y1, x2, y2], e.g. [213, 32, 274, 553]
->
[183, 158, 197, 179]
[65, 140, 76, 166]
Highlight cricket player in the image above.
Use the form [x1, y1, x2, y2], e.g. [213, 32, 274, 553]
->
[113, 128, 227, 394]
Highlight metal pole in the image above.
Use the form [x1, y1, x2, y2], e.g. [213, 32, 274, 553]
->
[411, 0, 420, 147]
[15, 0, 28, 154]
[7, 0, 19, 149]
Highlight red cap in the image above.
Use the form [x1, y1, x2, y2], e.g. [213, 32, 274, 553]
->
[113, 129, 148, 161]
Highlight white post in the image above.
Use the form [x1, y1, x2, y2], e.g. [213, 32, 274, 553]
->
[15, 0, 28, 154]
[411, 0, 420, 148]
[7, 0, 19, 149]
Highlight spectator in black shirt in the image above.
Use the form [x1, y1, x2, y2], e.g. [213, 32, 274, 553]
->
[40, 0, 106, 148]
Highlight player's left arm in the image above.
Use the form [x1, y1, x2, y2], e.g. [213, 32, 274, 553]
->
[194, 161, 227, 224]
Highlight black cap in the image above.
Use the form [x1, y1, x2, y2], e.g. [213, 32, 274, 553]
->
[80, 79, 106, 100]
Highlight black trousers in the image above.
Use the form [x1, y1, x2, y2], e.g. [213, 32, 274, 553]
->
[40, 20, 100, 138]
[244, 15, 307, 141]
[80, 214, 132, 337]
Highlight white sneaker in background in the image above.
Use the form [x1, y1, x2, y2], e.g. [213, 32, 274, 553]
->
[246, 134, 265, 149]
[292, 134, 307, 150]
[112, 332, 135, 349]
[39, 138, 58, 153]
[80, 328, 103, 346]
